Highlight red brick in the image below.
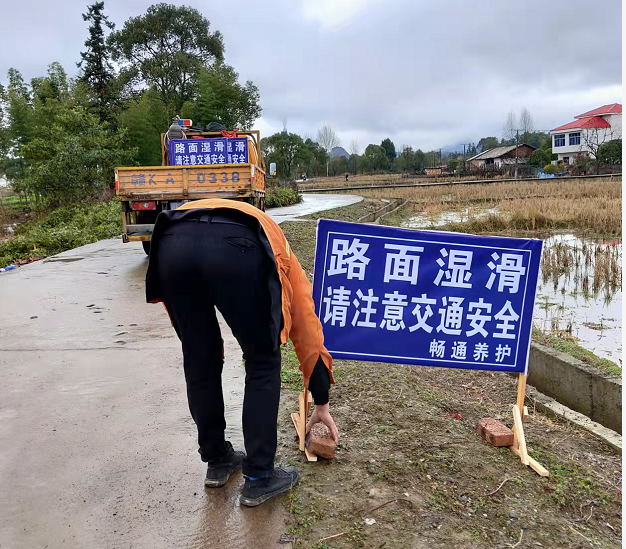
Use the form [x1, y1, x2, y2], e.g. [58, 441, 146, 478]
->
[476, 418, 514, 447]
[305, 423, 337, 460]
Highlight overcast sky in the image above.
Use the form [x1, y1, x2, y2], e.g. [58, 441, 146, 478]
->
[1, 0, 622, 151]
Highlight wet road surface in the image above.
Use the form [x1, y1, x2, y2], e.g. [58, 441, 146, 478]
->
[0, 194, 360, 548]
[267, 192, 362, 223]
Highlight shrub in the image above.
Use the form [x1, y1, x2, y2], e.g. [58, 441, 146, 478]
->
[265, 187, 302, 208]
[529, 148, 552, 168]
[0, 201, 122, 267]
[543, 162, 566, 174]
[20, 107, 136, 207]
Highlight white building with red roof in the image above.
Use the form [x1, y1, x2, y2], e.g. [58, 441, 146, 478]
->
[550, 104, 621, 164]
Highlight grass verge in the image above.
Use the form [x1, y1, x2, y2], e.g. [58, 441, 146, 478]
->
[300, 198, 386, 223]
[0, 201, 122, 267]
[532, 327, 621, 376]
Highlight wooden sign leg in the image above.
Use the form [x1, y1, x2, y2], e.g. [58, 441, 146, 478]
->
[512, 404, 529, 465]
[302, 390, 317, 461]
[298, 391, 306, 451]
[516, 372, 527, 416]
[510, 373, 549, 477]
[291, 389, 317, 462]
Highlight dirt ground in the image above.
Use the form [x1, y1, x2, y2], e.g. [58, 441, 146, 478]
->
[277, 208, 622, 549]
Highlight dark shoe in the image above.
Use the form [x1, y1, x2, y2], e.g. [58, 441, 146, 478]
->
[204, 442, 245, 488]
[240, 466, 300, 507]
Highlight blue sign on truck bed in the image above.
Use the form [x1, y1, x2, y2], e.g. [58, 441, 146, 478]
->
[168, 138, 248, 166]
[312, 220, 542, 374]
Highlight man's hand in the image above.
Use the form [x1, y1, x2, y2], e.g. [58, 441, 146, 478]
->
[306, 403, 338, 443]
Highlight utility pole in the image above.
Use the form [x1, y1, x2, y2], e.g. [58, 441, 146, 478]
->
[463, 144, 466, 175]
[515, 129, 519, 179]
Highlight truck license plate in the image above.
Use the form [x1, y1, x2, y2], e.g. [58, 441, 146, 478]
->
[169, 201, 185, 210]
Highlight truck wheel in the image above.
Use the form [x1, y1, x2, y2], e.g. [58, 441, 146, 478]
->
[244, 196, 264, 210]
[142, 241, 151, 256]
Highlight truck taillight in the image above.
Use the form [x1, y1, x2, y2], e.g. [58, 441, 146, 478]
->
[115, 173, 119, 193]
[132, 201, 156, 211]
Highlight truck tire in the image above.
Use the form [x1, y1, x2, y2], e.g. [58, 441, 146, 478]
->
[142, 240, 151, 256]
[244, 196, 264, 210]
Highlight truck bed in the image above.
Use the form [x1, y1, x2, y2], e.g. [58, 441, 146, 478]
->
[116, 163, 265, 201]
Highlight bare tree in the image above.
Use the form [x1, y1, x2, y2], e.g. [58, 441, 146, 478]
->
[519, 108, 534, 137]
[349, 139, 359, 174]
[503, 111, 516, 142]
[401, 145, 413, 173]
[317, 124, 340, 176]
[581, 126, 620, 173]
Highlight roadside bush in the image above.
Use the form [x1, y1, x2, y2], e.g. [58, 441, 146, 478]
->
[0, 201, 121, 267]
[543, 162, 566, 174]
[265, 187, 302, 208]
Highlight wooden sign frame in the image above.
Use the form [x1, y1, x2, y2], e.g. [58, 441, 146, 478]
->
[510, 373, 549, 477]
[291, 389, 317, 461]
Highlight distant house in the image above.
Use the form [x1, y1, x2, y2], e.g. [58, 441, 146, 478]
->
[550, 104, 622, 164]
[468, 144, 536, 170]
[425, 165, 452, 177]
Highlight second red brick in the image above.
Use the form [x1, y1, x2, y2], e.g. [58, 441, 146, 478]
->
[476, 418, 514, 447]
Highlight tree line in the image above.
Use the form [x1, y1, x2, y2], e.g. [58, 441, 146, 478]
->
[261, 116, 554, 180]
[0, 2, 261, 206]
[262, 127, 439, 180]
[262, 109, 571, 180]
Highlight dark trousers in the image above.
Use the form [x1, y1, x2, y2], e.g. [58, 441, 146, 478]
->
[155, 216, 282, 478]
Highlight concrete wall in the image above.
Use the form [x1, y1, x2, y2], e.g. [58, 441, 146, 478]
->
[527, 343, 622, 433]
[552, 132, 585, 157]
[604, 114, 622, 139]
[357, 198, 404, 223]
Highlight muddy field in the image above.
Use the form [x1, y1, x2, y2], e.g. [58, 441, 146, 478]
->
[370, 178, 622, 236]
[298, 173, 510, 191]
[277, 207, 622, 549]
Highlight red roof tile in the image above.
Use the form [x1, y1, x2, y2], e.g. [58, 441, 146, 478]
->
[551, 116, 611, 132]
[575, 103, 622, 118]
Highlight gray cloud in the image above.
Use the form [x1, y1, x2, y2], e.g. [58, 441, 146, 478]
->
[1, 0, 621, 150]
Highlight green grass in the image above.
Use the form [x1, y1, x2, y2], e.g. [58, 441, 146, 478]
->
[281, 341, 304, 390]
[0, 196, 31, 214]
[532, 327, 621, 376]
[300, 198, 383, 222]
[0, 201, 122, 267]
[531, 450, 615, 509]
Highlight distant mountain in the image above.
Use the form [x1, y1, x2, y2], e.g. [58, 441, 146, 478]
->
[441, 143, 467, 154]
[330, 146, 350, 159]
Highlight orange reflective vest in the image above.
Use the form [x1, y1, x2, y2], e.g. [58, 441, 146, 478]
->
[174, 198, 334, 387]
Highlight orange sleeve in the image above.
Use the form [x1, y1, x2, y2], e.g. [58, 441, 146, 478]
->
[287, 252, 334, 386]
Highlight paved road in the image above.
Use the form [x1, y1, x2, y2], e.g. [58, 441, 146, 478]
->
[0, 194, 361, 549]
[267, 192, 362, 223]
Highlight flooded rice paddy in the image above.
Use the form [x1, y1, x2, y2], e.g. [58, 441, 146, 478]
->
[401, 211, 622, 366]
